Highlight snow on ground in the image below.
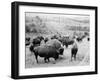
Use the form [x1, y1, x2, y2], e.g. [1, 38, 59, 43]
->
[25, 37, 90, 68]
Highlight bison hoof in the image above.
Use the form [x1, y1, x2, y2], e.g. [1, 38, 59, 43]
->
[53, 62, 56, 64]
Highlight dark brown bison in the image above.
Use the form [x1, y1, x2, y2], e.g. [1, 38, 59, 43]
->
[76, 37, 82, 42]
[71, 42, 78, 61]
[37, 36, 44, 41]
[44, 37, 49, 43]
[32, 45, 60, 63]
[51, 35, 59, 40]
[76, 34, 86, 42]
[87, 37, 90, 41]
[30, 39, 64, 63]
[26, 37, 30, 41]
[32, 36, 44, 46]
[46, 39, 64, 55]
[58, 36, 74, 48]
[25, 37, 30, 46]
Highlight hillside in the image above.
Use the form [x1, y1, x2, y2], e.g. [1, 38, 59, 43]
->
[25, 15, 90, 36]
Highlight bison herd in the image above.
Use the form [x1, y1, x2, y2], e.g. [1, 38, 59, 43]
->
[26, 32, 89, 64]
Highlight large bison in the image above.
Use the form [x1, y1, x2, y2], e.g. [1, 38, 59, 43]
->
[32, 45, 60, 63]
[30, 39, 64, 63]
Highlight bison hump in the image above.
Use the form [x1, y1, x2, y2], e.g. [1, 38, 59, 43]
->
[46, 39, 61, 49]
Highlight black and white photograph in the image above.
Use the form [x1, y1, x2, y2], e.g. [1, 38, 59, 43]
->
[11, 1, 97, 79]
[25, 13, 90, 68]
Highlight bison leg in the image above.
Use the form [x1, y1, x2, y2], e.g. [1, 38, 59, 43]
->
[71, 54, 73, 61]
[52, 58, 57, 64]
[44, 57, 48, 63]
[74, 49, 78, 61]
[35, 55, 38, 63]
[71, 52, 74, 61]
[74, 54, 76, 61]
[74, 51, 77, 61]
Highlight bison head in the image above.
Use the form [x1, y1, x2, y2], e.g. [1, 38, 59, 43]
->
[58, 47, 64, 55]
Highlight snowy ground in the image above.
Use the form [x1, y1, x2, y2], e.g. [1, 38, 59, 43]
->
[25, 37, 90, 68]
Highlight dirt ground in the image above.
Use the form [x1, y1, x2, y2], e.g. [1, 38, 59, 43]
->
[25, 37, 90, 68]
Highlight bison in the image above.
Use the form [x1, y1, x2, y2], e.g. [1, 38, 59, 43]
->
[71, 42, 78, 61]
[51, 35, 59, 40]
[76, 35, 86, 42]
[87, 37, 90, 41]
[76, 37, 82, 42]
[30, 39, 64, 63]
[26, 37, 30, 41]
[37, 36, 44, 41]
[25, 37, 30, 46]
[44, 37, 49, 43]
[32, 36, 44, 46]
[58, 36, 74, 48]
[32, 45, 60, 63]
